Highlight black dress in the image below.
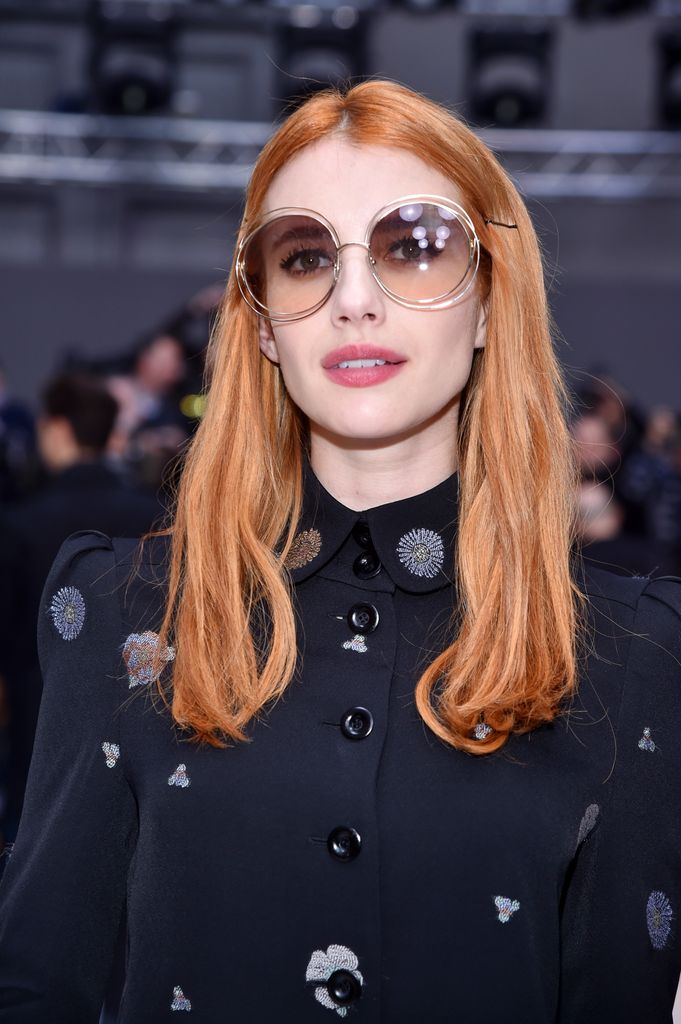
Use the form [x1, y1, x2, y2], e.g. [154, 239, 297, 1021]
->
[1, 457, 680, 1022]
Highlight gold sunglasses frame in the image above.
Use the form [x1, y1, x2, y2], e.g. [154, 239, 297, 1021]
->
[235, 193, 481, 323]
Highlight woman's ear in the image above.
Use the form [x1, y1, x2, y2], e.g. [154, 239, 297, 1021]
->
[258, 317, 280, 364]
[473, 300, 488, 351]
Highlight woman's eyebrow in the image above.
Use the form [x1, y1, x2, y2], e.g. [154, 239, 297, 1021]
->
[271, 224, 332, 246]
[370, 213, 405, 236]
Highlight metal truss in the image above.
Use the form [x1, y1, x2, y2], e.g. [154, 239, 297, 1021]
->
[1, 109, 681, 199]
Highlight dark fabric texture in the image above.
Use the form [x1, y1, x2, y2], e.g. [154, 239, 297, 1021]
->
[0, 458, 680, 1022]
[0, 460, 162, 838]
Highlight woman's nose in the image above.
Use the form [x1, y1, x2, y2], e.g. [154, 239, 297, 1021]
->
[329, 244, 386, 324]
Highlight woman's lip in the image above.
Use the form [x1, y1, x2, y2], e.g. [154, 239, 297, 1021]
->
[321, 347, 407, 368]
[322, 362, 407, 388]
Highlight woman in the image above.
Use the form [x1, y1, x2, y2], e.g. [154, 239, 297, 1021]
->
[1, 80, 680, 1023]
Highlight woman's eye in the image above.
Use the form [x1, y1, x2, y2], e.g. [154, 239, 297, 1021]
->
[385, 236, 439, 262]
[280, 248, 334, 275]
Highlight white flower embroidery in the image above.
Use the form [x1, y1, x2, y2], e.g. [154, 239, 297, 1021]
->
[494, 895, 520, 923]
[396, 527, 444, 578]
[647, 891, 673, 950]
[168, 764, 190, 788]
[305, 944, 363, 1017]
[170, 985, 192, 1011]
[49, 586, 86, 640]
[101, 742, 120, 768]
[342, 634, 368, 653]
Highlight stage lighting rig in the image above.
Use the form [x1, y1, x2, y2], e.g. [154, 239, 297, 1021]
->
[273, 5, 370, 111]
[468, 27, 552, 128]
[573, 0, 652, 17]
[88, 0, 179, 116]
[658, 30, 681, 128]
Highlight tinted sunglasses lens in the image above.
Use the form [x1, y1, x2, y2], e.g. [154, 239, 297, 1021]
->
[241, 215, 336, 318]
[369, 202, 476, 304]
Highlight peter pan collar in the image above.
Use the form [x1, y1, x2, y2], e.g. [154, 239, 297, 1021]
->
[282, 453, 459, 594]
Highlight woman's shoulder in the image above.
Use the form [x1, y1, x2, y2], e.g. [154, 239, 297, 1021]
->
[580, 559, 681, 618]
[42, 530, 171, 640]
[47, 529, 170, 577]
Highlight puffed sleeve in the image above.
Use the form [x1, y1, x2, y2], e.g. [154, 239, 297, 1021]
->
[558, 576, 681, 1022]
[0, 531, 138, 1022]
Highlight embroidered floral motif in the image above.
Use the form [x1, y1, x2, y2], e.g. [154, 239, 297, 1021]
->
[474, 722, 492, 740]
[342, 634, 368, 653]
[168, 764, 190, 788]
[101, 741, 120, 768]
[396, 527, 444, 578]
[122, 631, 175, 688]
[284, 528, 322, 570]
[49, 586, 86, 641]
[577, 803, 600, 845]
[646, 891, 673, 950]
[494, 895, 520, 923]
[170, 985, 192, 1011]
[305, 944, 363, 1017]
[638, 726, 656, 752]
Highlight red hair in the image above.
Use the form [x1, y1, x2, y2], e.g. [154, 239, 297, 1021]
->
[140, 80, 589, 755]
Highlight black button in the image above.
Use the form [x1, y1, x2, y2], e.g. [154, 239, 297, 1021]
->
[352, 520, 372, 548]
[353, 548, 382, 579]
[347, 602, 379, 633]
[327, 826, 362, 861]
[341, 707, 374, 740]
[327, 968, 362, 1006]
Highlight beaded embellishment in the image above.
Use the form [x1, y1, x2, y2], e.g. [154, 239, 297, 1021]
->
[494, 895, 520, 923]
[646, 891, 673, 950]
[396, 527, 444, 578]
[49, 586, 86, 641]
[342, 634, 368, 653]
[577, 803, 600, 845]
[284, 528, 322, 570]
[170, 985, 192, 1011]
[638, 726, 656, 752]
[101, 742, 120, 768]
[168, 764, 190, 788]
[474, 722, 492, 740]
[305, 944, 363, 1017]
[122, 631, 176, 688]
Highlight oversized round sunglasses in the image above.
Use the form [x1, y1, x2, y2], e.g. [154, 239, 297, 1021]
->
[235, 194, 481, 323]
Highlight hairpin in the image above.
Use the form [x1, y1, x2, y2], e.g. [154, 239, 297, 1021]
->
[484, 218, 519, 229]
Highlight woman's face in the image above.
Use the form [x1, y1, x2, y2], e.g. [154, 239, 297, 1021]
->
[257, 136, 486, 449]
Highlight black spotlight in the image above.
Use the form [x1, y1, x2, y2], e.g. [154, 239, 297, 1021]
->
[394, 0, 457, 8]
[274, 6, 370, 113]
[468, 27, 552, 128]
[658, 31, 681, 128]
[573, 0, 651, 17]
[88, 0, 178, 115]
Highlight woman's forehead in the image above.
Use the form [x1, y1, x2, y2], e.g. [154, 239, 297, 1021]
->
[261, 137, 464, 225]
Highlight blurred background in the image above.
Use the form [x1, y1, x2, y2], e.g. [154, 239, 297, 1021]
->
[0, 0, 680, 1015]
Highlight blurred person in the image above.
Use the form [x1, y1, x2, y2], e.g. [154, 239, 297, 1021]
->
[578, 479, 681, 577]
[106, 331, 194, 501]
[107, 331, 188, 453]
[617, 406, 681, 539]
[0, 363, 37, 501]
[571, 411, 621, 481]
[1, 81, 681, 1024]
[650, 437, 681, 556]
[577, 372, 645, 463]
[0, 372, 162, 843]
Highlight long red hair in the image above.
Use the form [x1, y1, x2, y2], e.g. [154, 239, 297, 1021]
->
[141, 80, 589, 755]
